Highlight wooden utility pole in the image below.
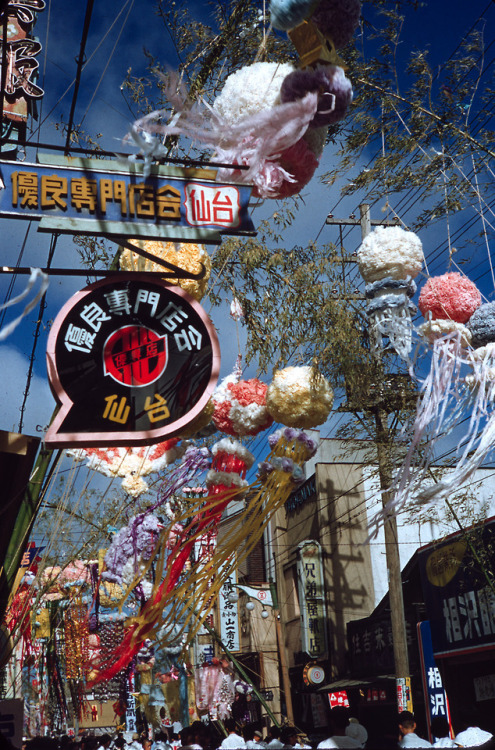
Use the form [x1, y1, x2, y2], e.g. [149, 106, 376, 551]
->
[326, 204, 411, 693]
[270, 579, 295, 725]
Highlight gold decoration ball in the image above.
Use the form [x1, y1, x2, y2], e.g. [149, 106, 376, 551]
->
[266, 366, 333, 428]
[178, 399, 215, 438]
[119, 240, 211, 301]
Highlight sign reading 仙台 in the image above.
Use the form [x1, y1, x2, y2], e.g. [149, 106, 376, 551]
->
[45, 276, 220, 447]
[0, 158, 255, 239]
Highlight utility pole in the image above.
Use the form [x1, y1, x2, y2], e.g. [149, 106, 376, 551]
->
[326, 204, 411, 700]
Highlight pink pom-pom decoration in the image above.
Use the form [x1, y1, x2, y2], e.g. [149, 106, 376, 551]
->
[280, 66, 353, 128]
[251, 137, 319, 199]
[312, 0, 362, 49]
[212, 376, 274, 437]
[418, 272, 481, 323]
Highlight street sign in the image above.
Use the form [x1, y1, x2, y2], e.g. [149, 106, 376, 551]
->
[0, 156, 255, 242]
[45, 275, 220, 447]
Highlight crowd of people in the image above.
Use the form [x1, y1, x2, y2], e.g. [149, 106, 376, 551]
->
[8, 710, 495, 750]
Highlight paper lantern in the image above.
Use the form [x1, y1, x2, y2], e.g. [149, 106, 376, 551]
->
[212, 374, 273, 436]
[119, 240, 211, 301]
[266, 366, 333, 428]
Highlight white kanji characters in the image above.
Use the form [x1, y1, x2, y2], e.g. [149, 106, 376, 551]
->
[352, 632, 361, 655]
[443, 597, 462, 643]
[134, 289, 160, 317]
[157, 301, 188, 332]
[80, 302, 112, 332]
[430, 693, 446, 716]
[64, 324, 96, 353]
[104, 289, 131, 316]
[459, 591, 482, 639]
[428, 667, 443, 690]
[174, 324, 202, 351]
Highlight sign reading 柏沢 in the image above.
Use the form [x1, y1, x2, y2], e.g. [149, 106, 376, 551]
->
[45, 276, 220, 447]
[0, 158, 255, 238]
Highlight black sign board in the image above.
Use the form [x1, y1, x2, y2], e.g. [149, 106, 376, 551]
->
[45, 275, 220, 447]
[417, 519, 495, 658]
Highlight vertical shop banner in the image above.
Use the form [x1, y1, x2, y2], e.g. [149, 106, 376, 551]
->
[219, 568, 240, 652]
[45, 276, 220, 446]
[418, 621, 451, 741]
[297, 540, 328, 658]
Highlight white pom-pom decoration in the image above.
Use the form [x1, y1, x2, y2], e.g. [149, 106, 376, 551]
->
[358, 226, 424, 283]
[213, 62, 295, 124]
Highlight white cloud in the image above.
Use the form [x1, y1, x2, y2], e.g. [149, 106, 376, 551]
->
[0, 344, 55, 437]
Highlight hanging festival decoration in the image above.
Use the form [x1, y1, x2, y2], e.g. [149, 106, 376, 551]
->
[280, 65, 352, 127]
[367, 274, 493, 537]
[465, 302, 495, 399]
[266, 365, 333, 427]
[177, 399, 215, 438]
[88, 431, 317, 686]
[119, 240, 212, 302]
[129, 68, 320, 200]
[68, 440, 186, 497]
[358, 226, 424, 359]
[311, 0, 362, 49]
[195, 661, 236, 720]
[213, 61, 323, 199]
[212, 372, 273, 437]
[258, 427, 317, 485]
[206, 438, 254, 496]
[103, 513, 164, 598]
[212, 62, 295, 123]
[418, 271, 481, 345]
[270, 0, 321, 31]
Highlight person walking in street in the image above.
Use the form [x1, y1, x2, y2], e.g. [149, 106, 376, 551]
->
[398, 712, 432, 748]
[219, 721, 246, 750]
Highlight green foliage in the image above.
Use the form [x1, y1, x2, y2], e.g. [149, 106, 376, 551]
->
[323, 7, 494, 232]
